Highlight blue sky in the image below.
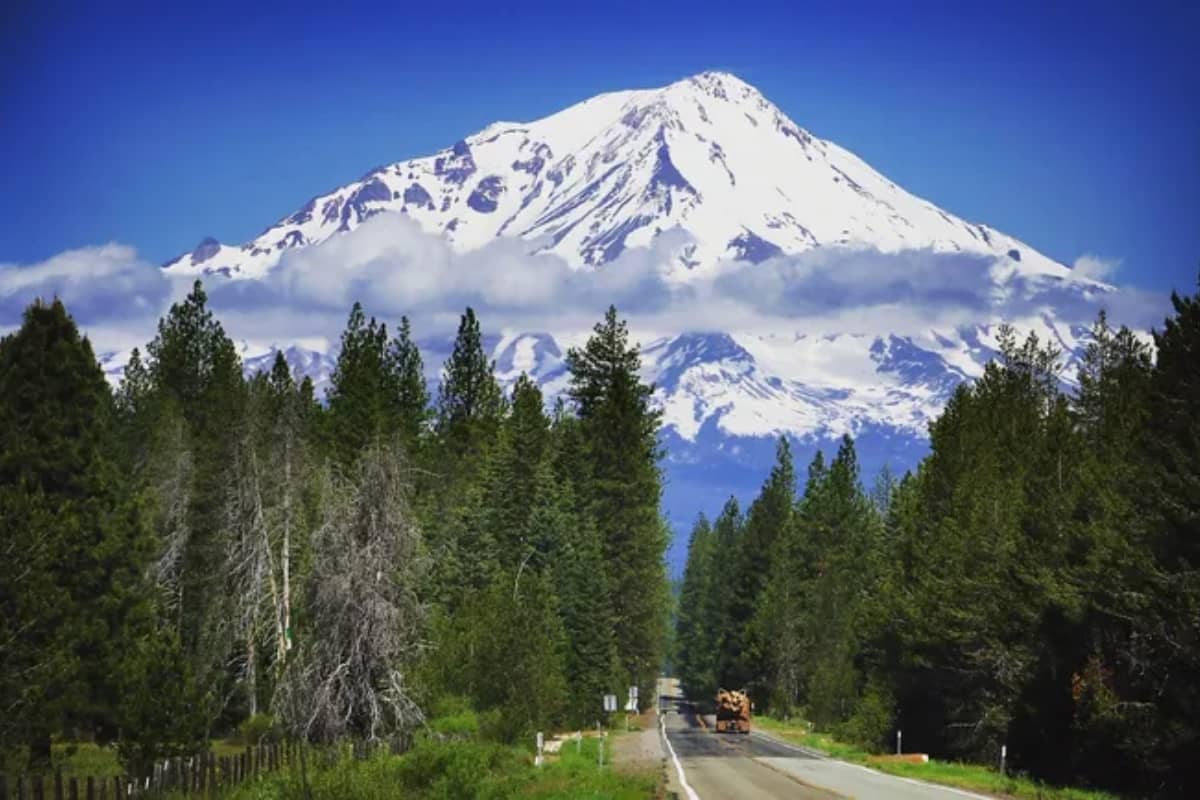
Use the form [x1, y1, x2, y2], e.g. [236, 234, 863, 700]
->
[1, 0, 1197, 293]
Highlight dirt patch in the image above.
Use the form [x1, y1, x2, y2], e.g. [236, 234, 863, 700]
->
[611, 711, 665, 774]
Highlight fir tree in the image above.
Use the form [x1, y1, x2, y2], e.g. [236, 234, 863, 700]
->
[385, 315, 429, 453]
[326, 302, 391, 466]
[711, 497, 744, 693]
[725, 437, 795, 700]
[436, 307, 503, 468]
[1130, 280, 1200, 793]
[483, 373, 551, 564]
[0, 299, 157, 767]
[552, 482, 620, 726]
[565, 306, 668, 698]
[675, 515, 719, 703]
[141, 280, 246, 710]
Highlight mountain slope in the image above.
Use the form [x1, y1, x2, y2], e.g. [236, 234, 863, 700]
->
[162, 71, 1070, 282]
[149, 71, 1112, 570]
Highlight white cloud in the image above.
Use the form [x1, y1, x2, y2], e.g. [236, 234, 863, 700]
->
[1072, 253, 1121, 281]
[0, 215, 1166, 364]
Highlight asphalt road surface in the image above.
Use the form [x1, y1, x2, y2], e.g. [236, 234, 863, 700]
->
[657, 678, 992, 800]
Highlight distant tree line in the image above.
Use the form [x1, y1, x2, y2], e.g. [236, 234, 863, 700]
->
[0, 281, 669, 774]
[676, 282, 1200, 798]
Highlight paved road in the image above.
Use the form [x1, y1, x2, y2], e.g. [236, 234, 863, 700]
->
[657, 678, 992, 800]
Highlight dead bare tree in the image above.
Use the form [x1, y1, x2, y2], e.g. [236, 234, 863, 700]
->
[146, 414, 195, 627]
[262, 390, 308, 668]
[224, 437, 276, 716]
[274, 440, 427, 744]
[222, 381, 313, 718]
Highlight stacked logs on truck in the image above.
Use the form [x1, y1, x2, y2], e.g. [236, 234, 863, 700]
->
[716, 689, 750, 718]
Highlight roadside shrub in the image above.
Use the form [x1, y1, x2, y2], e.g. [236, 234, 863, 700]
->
[426, 698, 481, 741]
[239, 713, 283, 745]
[393, 738, 521, 799]
[835, 681, 895, 751]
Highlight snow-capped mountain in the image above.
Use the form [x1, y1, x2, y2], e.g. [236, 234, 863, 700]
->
[153, 71, 1109, 565]
[163, 71, 1069, 282]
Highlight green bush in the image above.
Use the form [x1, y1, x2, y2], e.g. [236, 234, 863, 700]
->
[835, 681, 895, 751]
[428, 712, 480, 741]
[394, 739, 521, 799]
[238, 713, 282, 746]
[220, 733, 658, 800]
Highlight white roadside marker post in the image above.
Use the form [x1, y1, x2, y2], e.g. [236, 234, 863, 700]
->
[1000, 744, 1007, 776]
[897, 729, 902, 755]
[535, 732, 544, 767]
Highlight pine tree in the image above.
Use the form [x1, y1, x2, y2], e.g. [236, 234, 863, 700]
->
[756, 450, 825, 714]
[385, 316, 429, 454]
[801, 436, 877, 731]
[0, 299, 157, 767]
[553, 485, 620, 726]
[141, 280, 246, 714]
[711, 497, 744, 694]
[547, 400, 620, 724]
[565, 306, 668, 698]
[1129, 280, 1200, 793]
[725, 437, 795, 701]
[675, 515, 719, 703]
[483, 373, 551, 564]
[326, 302, 391, 466]
[455, 573, 568, 742]
[436, 307, 504, 469]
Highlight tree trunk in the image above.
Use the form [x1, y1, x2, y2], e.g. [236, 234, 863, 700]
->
[282, 448, 292, 658]
[247, 628, 258, 716]
[29, 730, 52, 772]
[297, 741, 312, 800]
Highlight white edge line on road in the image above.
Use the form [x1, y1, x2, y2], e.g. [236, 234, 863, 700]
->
[659, 711, 701, 800]
[750, 730, 995, 800]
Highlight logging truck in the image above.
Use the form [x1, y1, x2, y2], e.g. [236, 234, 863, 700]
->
[714, 688, 751, 733]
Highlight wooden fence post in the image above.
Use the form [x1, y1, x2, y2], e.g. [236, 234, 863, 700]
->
[54, 769, 63, 800]
[84, 777, 93, 800]
[67, 778, 77, 800]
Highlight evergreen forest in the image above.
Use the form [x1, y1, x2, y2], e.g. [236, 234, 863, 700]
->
[675, 286, 1200, 798]
[0, 284, 669, 780]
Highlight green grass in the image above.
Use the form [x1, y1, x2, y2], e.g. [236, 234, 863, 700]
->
[0, 738, 283, 780]
[54, 742, 121, 776]
[218, 734, 658, 800]
[755, 717, 1116, 800]
[0, 742, 122, 777]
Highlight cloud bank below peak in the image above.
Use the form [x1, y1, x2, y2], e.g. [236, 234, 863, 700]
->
[0, 213, 1169, 362]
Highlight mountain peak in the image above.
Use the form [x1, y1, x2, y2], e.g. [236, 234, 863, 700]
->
[675, 70, 762, 100]
[162, 73, 1071, 281]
